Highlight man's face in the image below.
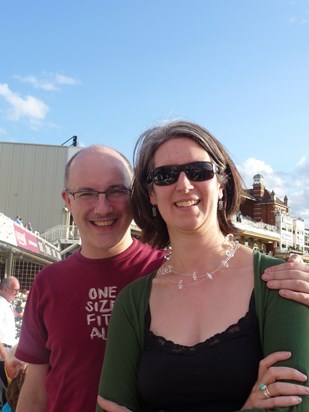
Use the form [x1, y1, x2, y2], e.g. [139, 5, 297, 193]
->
[62, 148, 133, 259]
[3, 280, 20, 303]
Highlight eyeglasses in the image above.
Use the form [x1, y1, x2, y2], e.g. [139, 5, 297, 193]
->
[148, 161, 219, 186]
[66, 188, 132, 204]
[8, 288, 20, 293]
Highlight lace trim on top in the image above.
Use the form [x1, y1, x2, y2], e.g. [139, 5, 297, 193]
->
[145, 291, 257, 355]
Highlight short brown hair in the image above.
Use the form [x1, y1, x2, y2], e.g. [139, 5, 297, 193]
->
[7, 368, 27, 411]
[131, 120, 244, 249]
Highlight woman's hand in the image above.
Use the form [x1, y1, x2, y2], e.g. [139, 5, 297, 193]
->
[241, 351, 309, 410]
[97, 396, 132, 412]
[262, 255, 309, 306]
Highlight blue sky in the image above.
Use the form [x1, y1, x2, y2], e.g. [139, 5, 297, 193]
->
[0, 0, 308, 225]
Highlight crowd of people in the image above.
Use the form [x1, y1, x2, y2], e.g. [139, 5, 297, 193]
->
[0, 119, 309, 412]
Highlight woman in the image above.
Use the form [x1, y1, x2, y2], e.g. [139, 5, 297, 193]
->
[97, 120, 309, 411]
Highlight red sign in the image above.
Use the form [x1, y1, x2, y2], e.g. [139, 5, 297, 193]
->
[14, 224, 40, 253]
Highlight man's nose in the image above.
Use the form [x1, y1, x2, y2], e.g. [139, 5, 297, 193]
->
[93, 193, 113, 212]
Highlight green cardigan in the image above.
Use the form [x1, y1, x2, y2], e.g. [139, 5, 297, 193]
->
[97, 252, 309, 412]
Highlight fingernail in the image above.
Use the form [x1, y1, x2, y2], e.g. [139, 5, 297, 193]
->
[262, 273, 270, 280]
[281, 351, 292, 357]
[300, 373, 308, 381]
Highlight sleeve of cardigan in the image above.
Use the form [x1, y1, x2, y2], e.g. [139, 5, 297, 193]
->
[240, 253, 309, 412]
[96, 276, 152, 412]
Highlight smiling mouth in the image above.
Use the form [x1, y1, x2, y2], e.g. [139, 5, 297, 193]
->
[175, 200, 199, 208]
[92, 220, 114, 227]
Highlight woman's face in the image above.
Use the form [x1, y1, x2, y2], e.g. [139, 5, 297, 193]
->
[149, 137, 223, 236]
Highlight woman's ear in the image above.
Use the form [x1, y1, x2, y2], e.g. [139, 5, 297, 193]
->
[149, 187, 157, 206]
[218, 181, 224, 201]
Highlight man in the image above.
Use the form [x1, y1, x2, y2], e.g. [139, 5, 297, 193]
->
[0, 345, 26, 409]
[16, 146, 164, 412]
[16, 145, 309, 412]
[0, 277, 20, 360]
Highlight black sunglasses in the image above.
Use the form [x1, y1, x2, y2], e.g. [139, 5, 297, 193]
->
[148, 161, 220, 186]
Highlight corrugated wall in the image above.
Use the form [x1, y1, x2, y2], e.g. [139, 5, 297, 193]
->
[0, 142, 79, 233]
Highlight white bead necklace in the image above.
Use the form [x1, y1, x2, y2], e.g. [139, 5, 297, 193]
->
[157, 234, 240, 290]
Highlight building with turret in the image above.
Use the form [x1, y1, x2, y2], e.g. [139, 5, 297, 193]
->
[241, 174, 307, 260]
[241, 174, 289, 226]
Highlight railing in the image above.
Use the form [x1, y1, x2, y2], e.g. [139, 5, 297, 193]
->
[233, 215, 278, 232]
[40, 225, 80, 245]
[41, 221, 142, 246]
[0, 212, 61, 261]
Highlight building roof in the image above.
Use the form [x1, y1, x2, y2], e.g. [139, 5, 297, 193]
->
[244, 187, 287, 206]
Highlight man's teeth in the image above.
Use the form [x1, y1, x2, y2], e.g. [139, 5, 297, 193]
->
[176, 200, 198, 207]
[94, 220, 113, 226]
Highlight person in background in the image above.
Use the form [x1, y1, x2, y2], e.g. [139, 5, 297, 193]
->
[13, 217, 23, 227]
[0, 278, 20, 361]
[97, 120, 309, 411]
[15, 146, 164, 412]
[15, 144, 309, 412]
[25, 223, 33, 232]
[2, 367, 27, 412]
[0, 345, 26, 409]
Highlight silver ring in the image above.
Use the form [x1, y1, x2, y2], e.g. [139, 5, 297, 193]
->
[290, 254, 304, 263]
[259, 383, 272, 399]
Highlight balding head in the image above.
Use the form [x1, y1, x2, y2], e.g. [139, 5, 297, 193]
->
[0, 276, 20, 303]
[64, 145, 133, 189]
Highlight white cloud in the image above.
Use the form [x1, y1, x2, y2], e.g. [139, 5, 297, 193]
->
[0, 83, 49, 126]
[14, 75, 58, 91]
[238, 157, 279, 189]
[14, 73, 79, 91]
[238, 157, 309, 227]
[54, 74, 78, 85]
[297, 155, 307, 166]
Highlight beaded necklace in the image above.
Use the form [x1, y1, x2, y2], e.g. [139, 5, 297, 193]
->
[157, 234, 240, 290]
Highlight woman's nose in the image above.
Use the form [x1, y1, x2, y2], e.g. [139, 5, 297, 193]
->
[175, 171, 194, 192]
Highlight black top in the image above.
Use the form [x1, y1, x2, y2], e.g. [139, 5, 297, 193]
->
[137, 293, 263, 412]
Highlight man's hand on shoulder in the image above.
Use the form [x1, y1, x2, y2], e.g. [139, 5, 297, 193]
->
[262, 255, 309, 306]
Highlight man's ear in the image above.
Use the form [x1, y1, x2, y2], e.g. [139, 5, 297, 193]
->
[62, 191, 72, 213]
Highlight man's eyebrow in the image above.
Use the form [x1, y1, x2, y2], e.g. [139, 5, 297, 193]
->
[74, 184, 128, 191]
[71, 187, 96, 191]
[107, 185, 129, 189]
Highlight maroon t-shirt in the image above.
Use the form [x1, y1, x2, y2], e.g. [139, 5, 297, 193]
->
[16, 239, 164, 412]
